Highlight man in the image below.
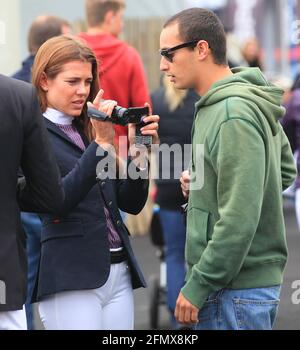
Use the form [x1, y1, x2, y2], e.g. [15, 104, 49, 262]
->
[12, 15, 70, 82]
[0, 75, 64, 329]
[11, 15, 70, 330]
[159, 8, 297, 330]
[78, 0, 150, 156]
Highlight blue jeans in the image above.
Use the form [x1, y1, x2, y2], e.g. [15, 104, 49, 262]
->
[193, 285, 281, 330]
[21, 212, 42, 330]
[159, 209, 186, 328]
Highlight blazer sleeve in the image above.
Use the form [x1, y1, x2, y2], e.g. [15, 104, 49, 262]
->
[116, 159, 149, 214]
[19, 141, 110, 216]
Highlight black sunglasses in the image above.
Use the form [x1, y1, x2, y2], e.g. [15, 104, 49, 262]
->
[159, 40, 199, 63]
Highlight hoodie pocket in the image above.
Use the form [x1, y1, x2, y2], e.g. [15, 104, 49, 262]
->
[186, 207, 209, 265]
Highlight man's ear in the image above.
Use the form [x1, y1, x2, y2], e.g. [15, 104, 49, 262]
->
[196, 40, 210, 61]
[40, 72, 49, 92]
[104, 10, 115, 25]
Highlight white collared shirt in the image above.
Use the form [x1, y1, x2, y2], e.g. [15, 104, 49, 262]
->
[43, 108, 74, 125]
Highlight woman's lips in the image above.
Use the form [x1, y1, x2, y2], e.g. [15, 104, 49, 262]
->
[72, 101, 85, 109]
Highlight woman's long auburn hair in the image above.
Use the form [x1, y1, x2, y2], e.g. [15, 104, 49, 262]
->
[163, 75, 187, 112]
[32, 35, 99, 142]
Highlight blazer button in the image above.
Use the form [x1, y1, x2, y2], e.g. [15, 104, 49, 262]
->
[116, 220, 121, 226]
[108, 201, 113, 207]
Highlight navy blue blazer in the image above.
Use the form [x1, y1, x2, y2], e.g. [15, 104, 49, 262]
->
[0, 75, 64, 311]
[33, 118, 148, 302]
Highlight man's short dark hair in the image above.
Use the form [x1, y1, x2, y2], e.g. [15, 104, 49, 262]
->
[28, 16, 70, 55]
[164, 8, 227, 65]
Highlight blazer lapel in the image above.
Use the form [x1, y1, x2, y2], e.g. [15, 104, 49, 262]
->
[44, 117, 84, 153]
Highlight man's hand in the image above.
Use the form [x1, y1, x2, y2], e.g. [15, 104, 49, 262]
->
[180, 170, 190, 199]
[175, 292, 199, 326]
[128, 102, 159, 169]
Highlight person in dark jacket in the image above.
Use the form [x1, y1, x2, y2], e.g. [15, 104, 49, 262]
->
[0, 75, 64, 330]
[11, 14, 71, 331]
[151, 75, 198, 328]
[12, 15, 70, 83]
[30, 35, 159, 330]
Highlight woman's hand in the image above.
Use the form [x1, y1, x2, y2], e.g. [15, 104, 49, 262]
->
[88, 89, 117, 147]
[128, 102, 160, 147]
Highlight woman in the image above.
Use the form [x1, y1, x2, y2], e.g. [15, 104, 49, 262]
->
[151, 75, 199, 328]
[241, 38, 264, 70]
[31, 35, 159, 330]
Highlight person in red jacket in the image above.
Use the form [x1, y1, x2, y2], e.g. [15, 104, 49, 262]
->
[78, 0, 151, 158]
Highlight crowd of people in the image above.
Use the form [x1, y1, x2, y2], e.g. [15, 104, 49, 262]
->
[0, 0, 298, 331]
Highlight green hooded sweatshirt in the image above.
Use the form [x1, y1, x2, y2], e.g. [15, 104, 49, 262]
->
[182, 67, 297, 309]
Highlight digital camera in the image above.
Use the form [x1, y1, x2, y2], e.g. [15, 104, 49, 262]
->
[88, 105, 151, 147]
